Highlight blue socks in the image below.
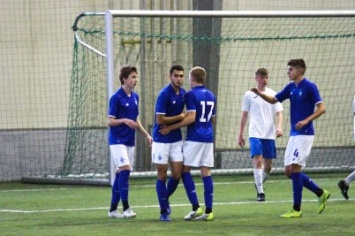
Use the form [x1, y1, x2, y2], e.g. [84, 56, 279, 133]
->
[182, 172, 199, 210]
[167, 177, 180, 199]
[301, 173, 323, 197]
[291, 172, 303, 211]
[156, 179, 168, 213]
[110, 172, 120, 212]
[203, 176, 214, 214]
[119, 170, 131, 211]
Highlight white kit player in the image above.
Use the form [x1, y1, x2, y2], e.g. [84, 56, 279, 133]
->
[238, 68, 283, 202]
[251, 59, 329, 218]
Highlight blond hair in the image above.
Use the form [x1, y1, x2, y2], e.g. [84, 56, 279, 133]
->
[190, 66, 206, 84]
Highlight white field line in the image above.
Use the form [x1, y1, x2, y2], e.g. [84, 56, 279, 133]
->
[0, 178, 334, 192]
[0, 178, 350, 214]
[0, 198, 351, 214]
[0, 180, 277, 193]
[0, 188, 69, 193]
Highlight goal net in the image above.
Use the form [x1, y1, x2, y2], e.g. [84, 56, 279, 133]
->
[55, 11, 355, 184]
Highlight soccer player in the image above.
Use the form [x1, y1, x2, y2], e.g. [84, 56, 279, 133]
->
[107, 65, 153, 219]
[160, 66, 216, 221]
[337, 96, 355, 200]
[152, 65, 186, 221]
[251, 59, 330, 218]
[238, 68, 283, 202]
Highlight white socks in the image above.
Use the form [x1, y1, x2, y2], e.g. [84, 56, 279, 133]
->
[345, 170, 355, 185]
[254, 169, 264, 193]
[262, 170, 270, 183]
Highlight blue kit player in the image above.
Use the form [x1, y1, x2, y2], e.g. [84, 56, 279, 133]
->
[152, 65, 186, 221]
[107, 65, 152, 219]
[251, 59, 330, 218]
[160, 66, 216, 221]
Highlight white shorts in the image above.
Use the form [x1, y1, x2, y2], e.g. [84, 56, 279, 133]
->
[152, 141, 183, 164]
[110, 144, 135, 169]
[284, 135, 314, 167]
[183, 141, 214, 168]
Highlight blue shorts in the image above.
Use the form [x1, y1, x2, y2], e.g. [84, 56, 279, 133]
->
[249, 137, 276, 159]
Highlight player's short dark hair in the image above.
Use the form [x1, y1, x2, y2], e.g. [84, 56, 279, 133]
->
[169, 65, 184, 76]
[287, 59, 306, 74]
[255, 68, 269, 77]
[119, 65, 138, 85]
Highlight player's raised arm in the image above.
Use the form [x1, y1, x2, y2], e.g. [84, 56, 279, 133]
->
[250, 88, 278, 104]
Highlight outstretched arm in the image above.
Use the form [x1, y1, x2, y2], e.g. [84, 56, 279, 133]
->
[250, 88, 278, 104]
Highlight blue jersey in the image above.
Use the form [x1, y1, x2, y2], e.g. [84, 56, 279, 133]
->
[185, 86, 216, 143]
[108, 87, 139, 146]
[153, 84, 186, 143]
[275, 78, 322, 136]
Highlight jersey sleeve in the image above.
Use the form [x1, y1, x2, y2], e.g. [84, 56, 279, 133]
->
[155, 90, 169, 115]
[185, 92, 196, 112]
[309, 82, 322, 105]
[274, 101, 284, 113]
[241, 91, 250, 112]
[272, 92, 284, 112]
[275, 84, 291, 103]
[135, 93, 140, 116]
[108, 95, 118, 118]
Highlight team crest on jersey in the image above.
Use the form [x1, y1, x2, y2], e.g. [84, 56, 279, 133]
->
[298, 90, 302, 96]
[125, 103, 129, 106]
[158, 155, 162, 160]
[172, 100, 176, 104]
[120, 157, 125, 163]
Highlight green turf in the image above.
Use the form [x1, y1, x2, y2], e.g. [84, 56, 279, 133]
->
[0, 173, 354, 235]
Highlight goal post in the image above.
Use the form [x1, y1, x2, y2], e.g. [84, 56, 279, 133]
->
[24, 10, 355, 185]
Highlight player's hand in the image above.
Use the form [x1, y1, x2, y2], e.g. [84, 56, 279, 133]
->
[295, 120, 308, 130]
[146, 135, 153, 147]
[238, 135, 245, 147]
[159, 125, 171, 135]
[124, 119, 138, 129]
[250, 87, 261, 95]
[180, 111, 187, 120]
[276, 128, 283, 138]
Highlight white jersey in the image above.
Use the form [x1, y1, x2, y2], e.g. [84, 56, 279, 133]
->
[242, 88, 283, 139]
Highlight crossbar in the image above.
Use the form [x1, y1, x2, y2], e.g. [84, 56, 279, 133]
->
[108, 10, 355, 18]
